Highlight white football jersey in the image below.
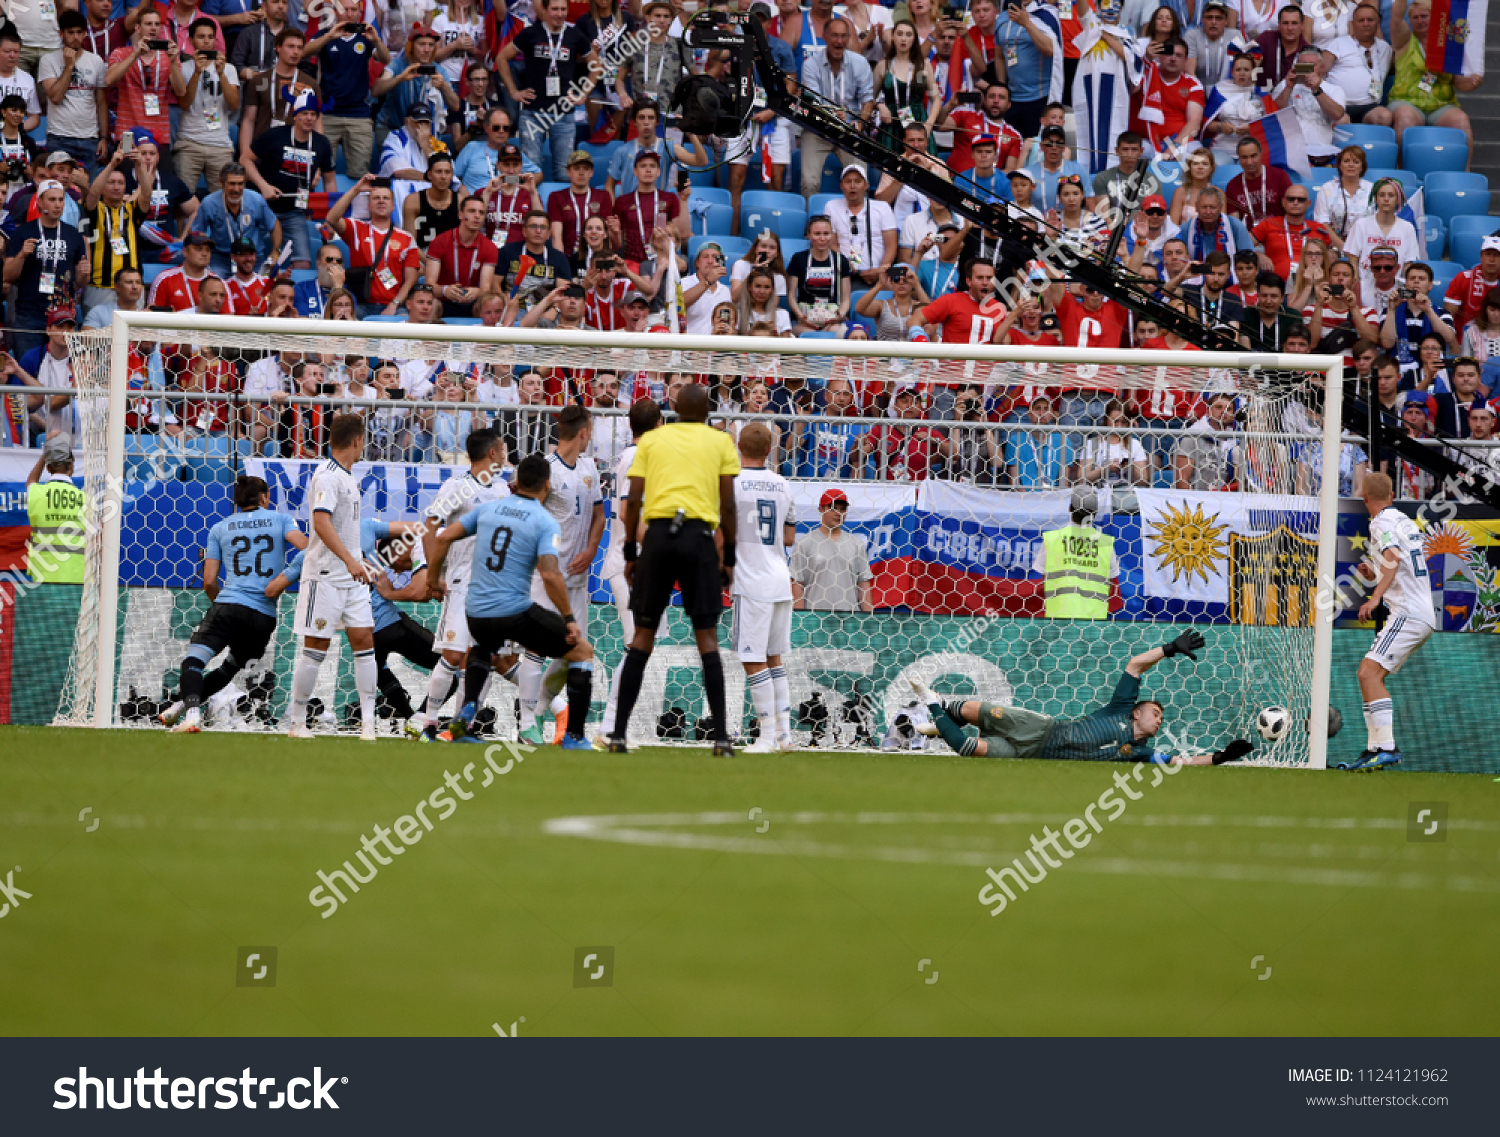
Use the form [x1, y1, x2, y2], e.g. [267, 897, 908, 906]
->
[545, 451, 602, 586]
[424, 469, 508, 586]
[605, 443, 636, 561]
[303, 459, 363, 584]
[732, 465, 796, 601]
[1368, 507, 1436, 627]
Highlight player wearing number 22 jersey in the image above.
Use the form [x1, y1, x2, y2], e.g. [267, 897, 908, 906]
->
[159, 475, 305, 732]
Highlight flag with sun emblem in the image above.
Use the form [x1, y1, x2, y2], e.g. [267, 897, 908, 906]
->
[1422, 520, 1480, 632]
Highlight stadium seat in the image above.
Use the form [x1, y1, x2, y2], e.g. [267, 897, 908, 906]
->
[688, 234, 750, 263]
[744, 208, 807, 241]
[1339, 122, 1396, 146]
[362, 314, 407, 322]
[690, 186, 732, 207]
[1151, 161, 1182, 190]
[780, 238, 810, 260]
[580, 140, 622, 188]
[445, 317, 482, 325]
[1365, 168, 1419, 198]
[1427, 260, 1464, 298]
[1308, 167, 1338, 188]
[1447, 215, 1499, 266]
[742, 190, 803, 218]
[305, 218, 325, 251]
[1423, 170, 1488, 194]
[537, 181, 567, 206]
[1210, 163, 1237, 189]
[692, 203, 735, 236]
[808, 193, 841, 218]
[141, 263, 171, 287]
[1425, 184, 1490, 226]
[1402, 125, 1466, 159]
[290, 268, 318, 283]
[1401, 137, 1468, 178]
[1358, 140, 1398, 167]
[799, 329, 838, 338]
[1422, 215, 1447, 260]
[334, 173, 358, 194]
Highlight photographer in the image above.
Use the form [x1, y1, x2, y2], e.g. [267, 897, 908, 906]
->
[854, 263, 926, 341]
[374, 24, 460, 139]
[1381, 261, 1458, 366]
[104, 9, 175, 147]
[681, 243, 734, 336]
[0, 95, 40, 202]
[938, 383, 1002, 485]
[170, 18, 239, 195]
[303, 0, 391, 180]
[82, 147, 155, 312]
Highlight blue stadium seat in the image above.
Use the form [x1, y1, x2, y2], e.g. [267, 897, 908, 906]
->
[808, 193, 841, 218]
[1402, 137, 1468, 178]
[580, 140, 623, 188]
[799, 329, 838, 338]
[1402, 125, 1466, 159]
[780, 238, 810, 260]
[743, 208, 807, 241]
[1427, 260, 1464, 298]
[742, 189, 802, 217]
[1426, 184, 1490, 226]
[445, 317, 482, 325]
[362, 314, 407, 322]
[141, 263, 171, 287]
[334, 173, 358, 194]
[1151, 161, 1182, 189]
[1339, 122, 1396, 146]
[690, 186, 732, 207]
[1423, 170, 1488, 194]
[1447, 215, 1499, 266]
[1308, 167, 1338, 189]
[305, 218, 325, 251]
[1366, 167, 1419, 198]
[688, 235, 750, 264]
[692, 203, 735, 235]
[1422, 215, 1447, 260]
[290, 268, 318, 283]
[1210, 163, 1237, 189]
[1359, 140, 1398, 167]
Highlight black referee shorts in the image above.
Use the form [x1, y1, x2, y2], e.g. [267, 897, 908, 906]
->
[631, 518, 723, 631]
[191, 602, 278, 663]
[374, 611, 440, 672]
[467, 605, 573, 662]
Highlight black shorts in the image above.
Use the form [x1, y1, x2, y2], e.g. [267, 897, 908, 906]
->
[191, 602, 278, 664]
[631, 519, 723, 631]
[374, 611, 440, 672]
[468, 605, 572, 662]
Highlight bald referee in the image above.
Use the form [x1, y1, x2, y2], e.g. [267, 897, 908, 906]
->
[606, 383, 741, 755]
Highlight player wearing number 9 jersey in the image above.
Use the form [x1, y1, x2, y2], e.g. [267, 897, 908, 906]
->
[158, 475, 306, 733]
[1350, 471, 1436, 771]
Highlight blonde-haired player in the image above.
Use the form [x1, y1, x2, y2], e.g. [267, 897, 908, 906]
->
[731, 422, 797, 752]
[1348, 470, 1435, 771]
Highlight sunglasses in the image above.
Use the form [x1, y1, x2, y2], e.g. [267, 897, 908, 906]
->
[1144, 207, 1166, 215]
[1284, 196, 1308, 203]
[825, 501, 849, 510]
[323, 256, 344, 265]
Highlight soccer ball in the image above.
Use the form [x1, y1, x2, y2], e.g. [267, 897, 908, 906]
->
[1256, 706, 1290, 742]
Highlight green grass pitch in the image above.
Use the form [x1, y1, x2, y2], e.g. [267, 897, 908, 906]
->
[3, 726, 1498, 1036]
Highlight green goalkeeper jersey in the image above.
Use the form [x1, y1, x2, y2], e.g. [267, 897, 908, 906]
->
[1037, 671, 1166, 763]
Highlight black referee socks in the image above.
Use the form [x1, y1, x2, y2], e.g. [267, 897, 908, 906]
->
[610, 647, 652, 741]
[566, 662, 593, 741]
[701, 652, 728, 743]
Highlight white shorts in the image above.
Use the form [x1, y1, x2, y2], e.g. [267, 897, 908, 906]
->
[532, 575, 591, 641]
[731, 118, 791, 167]
[1364, 615, 1434, 676]
[434, 581, 471, 654]
[294, 577, 374, 637]
[731, 596, 792, 663]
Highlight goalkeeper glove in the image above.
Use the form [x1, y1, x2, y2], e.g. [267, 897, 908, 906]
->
[1211, 739, 1254, 766]
[1161, 630, 1205, 660]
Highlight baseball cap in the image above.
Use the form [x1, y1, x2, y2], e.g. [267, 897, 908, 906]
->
[34, 179, 65, 195]
[230, 236, 258, 255]
[645, 0, 675, 12]
[748, 1, 772, 16]
[1006, 168, 1036, 185]
[840, 163, 868, 181]
[1402, 391, 1435, 416]
[407, 103, 433, 122]
[184, 231, 214, 246]
[819, 488, 850, 509]
[42, 434, 72, 464]
[1142, 194, 1168, 212]
[497, 143, 523, 162]
[633, 148, 662, 166]
[972, 134, 998, 149]
[1482, 235, 1500, 254]
[697, 240, 724, 259]
[567, 149, 594, 167]
[1041, 124, 1067, 142]
[1203, 1, 1229, 11]
[561, 283, 587, 299]
[289, 89, 318, 116]
[408, 22, 439, 39]
[1469, 398, 1497, 417]
[46, 306, 77, 327]
[618, 289, 650, 308]
[44, 150, 75, 167]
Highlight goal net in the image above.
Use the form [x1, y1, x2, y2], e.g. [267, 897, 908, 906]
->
[58, 314, 1343, 768]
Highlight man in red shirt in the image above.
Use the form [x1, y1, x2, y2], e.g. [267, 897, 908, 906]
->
[1046, 278, 1129, 424]
[1445, 237, 1500, 330]
[917, 258, 1008, 414]
[1134, 38, 1205, 155]
[424, 196, 498, 318]
[223, 235, 269, 315]
[103, 9, 174, 146]
[854, 386, 940, 481]
[548, 148, 613, 259]
[1252, 184, 1336, 280]
[612, 150, 680, 265]
[326, 172, 422, 316]
[934, 81, 1022, 174]
[148, 231, 221, 310]
[1225, 136, 1293, 229]
[482, 143, 539, 247]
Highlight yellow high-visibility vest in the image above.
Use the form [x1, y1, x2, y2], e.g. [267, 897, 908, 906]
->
[1043, 523, 1113, 619]
[27, 477, 87, 584]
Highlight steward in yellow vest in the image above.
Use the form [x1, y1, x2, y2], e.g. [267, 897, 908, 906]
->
[26, 435, 87, 584]
[1041, 489, 1114, 619]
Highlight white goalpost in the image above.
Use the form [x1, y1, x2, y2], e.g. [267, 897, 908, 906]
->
[58, 311, 1344, 768]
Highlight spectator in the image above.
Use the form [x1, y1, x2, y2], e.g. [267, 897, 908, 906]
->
[1185, 1, 1247, 85]
[496, 207, 573, 306]
[1272, 46, 1346, 163]
[790, 487, 874, 610]
[402, 153, 465, 249]
[620, 0, 693, 112]
[938, 383, 1001, 484]
[1168, 147, 1215, 226]
[82, 0, 128, 69]
[104, 11, 174, 147]
[1444, 237, 1500, 330]
[548, 149, 612, 260]
[856, 263, 925, 341]
[1123, 193, 1180, 268]
[1239, 271, 1301, 350]
[454, 107, 522, 194]
[452, 63, 502, 151]
[1225, 136, 1293, 229]
[294, 244, 346, 318]
[147, 230, 220, 312]
[1203, 53, 1270, 167]
[326, 173, 423, 317]
[171, 17, 240, 194]
[798, 17, 875, 199]
[304, 3, 389, 179]
[480, 142, 542, 247]
[1396, 391, 1436, 498]
[1180, 186, 1255, 267]
[374, 24, 460, 140]
[731, 230, 788, 302]
[827, 165, 898, 289]
[191, 162, 280, 278]
[40, 10, 109, 177]
[604, 100, 702, 196]
[264, 277, 297, 319]
[82, 265, 145, 328]
[1382, 261, 1457, 364]
[1306, 258, 1380, 346]
[1134, 37, 1204, 158]
[1459, 288, 1500, 390]
[918, 256, 1002, 351]
[797, 378, 864, 479]
[322, 287, 358, 320]
[424, 195, 498, 318]
[81, 150, 153, 312]
[871, 20, 939, 156]
[1179, 250, 1244, 329]
[1047, 279, 1129, 423]
[736, 265, 792, 336]
[580, 256, 639, 330]
[1291, 404, 1368, 496]
[0, 96, 39, 204]
[1344, 178, 1421, 296]
[1079, 398, 1149, 486]
[1434, 356, 1486, 436]
[1312, 145, 1375, 241]
[1173, 390, 1239, 489]
[1402, 331, 1450, 392]
[854, 386, 939, 480]
[378, 102, 442, 214]
[430, 0, 485, 86]
[915, 219, 964, 299]
[237, 29, 321, 162]
[1092, 132, 1162, 214]
[1322, 4, 1391, 125]
[498, 371, 553, 458]
[1255, 4, 1309, 88]
[1286, 236, 1331, 310]
[612, 150, 683, 265]
[4, 180, 88, 358]
[1049, 174, 1108, 253]
[574, 213, 621, 275]
[1364, 244, 1407, 317]
[983, 0, 1062, 140]
[875, 120, 957, 230]
[787, 216, 853, 336]
[1459, 401, 1500, 486]
[680, 243, 734, 336]
[1024, 124, 1089, 213]
[497, 0, 596, 182]
[248, 89, 337, 270]
[1387, 0, 1478, 157]
[935, 81, 1020, 175]
[1254, 183, 1336, 281]
[1005, 394, 1072, 488]
[223, 235, 270, 314]
[228, 0, 293, 84]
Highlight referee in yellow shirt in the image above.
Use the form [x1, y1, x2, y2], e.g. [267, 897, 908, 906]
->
[607, 383, 741, 755]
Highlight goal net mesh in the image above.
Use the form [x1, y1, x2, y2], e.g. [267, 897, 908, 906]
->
[58, 322, 1336, 767]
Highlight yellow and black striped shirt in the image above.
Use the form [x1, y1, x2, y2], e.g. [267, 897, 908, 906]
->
[86, 199, 145, 289]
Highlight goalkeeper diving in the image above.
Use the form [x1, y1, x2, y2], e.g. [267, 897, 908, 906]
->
[912, 631, 1254, 767]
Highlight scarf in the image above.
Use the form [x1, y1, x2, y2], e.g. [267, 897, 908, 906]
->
[1189, 215, 1237, 261]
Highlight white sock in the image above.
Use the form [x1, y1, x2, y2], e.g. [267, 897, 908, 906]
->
[769, 665, 791, 738]
[747, 669, 775, 740]
[517, 652, 544, 728]
[353, 648, 378, 730]
[1363, 698, 1394, 750]
[602, 663, 624, 739]
[289, 648, 326, 726]
[549, 689, 569, 716]
[424, 659, 459, 726]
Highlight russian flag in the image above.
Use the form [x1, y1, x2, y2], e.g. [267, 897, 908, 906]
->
[1246, 105, 1311, 179]
[1427, 0, 1487, 78]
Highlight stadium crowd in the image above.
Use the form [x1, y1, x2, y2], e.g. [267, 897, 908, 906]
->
[0, 0, 1493, 499]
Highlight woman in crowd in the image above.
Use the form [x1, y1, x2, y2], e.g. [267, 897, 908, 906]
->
[1204, 53, 1269, 166]
[402, 153, 466, 250]
[577, 0, 637, 141]
[577, 214, 620, 274]
[1231, 0, 1280, 40]
[788, 216, 853, 336]
[1139, 6, 1190, 68]
[322, 288, 360, 321]
[1286, 236, 1331, 312]
[737, 265, 793, 335]
[1170, 148, 1216, 226]
[1345, 178, 1423, 295]
[731, 229, 788, 301]
[431, 0, 486, 85]
[1050, 174, 1109, 252]
[855, 263, 926, 341]
[1460, 287, 1500, 390]
[901, 0, 941, 52]
[873, 21, 936, 152]
[843, 0, 895, 64]
[1405, 332, 1452, 393]
[1313, 146, 1375, 241]
[1079, 399, 1151, 486]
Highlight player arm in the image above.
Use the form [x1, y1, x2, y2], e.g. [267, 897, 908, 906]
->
[568, 501, 605, 577]
[1357, 545, 1401, 619]
[313, 508, 371, 580]
[426, 517, 471, 593]
[536, 553, 574, 621]
[380, 565, 429, 602]
[285, 528, 309, 550]
[202, 557, 221, 601]
[1126, 629, 1205, 677]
